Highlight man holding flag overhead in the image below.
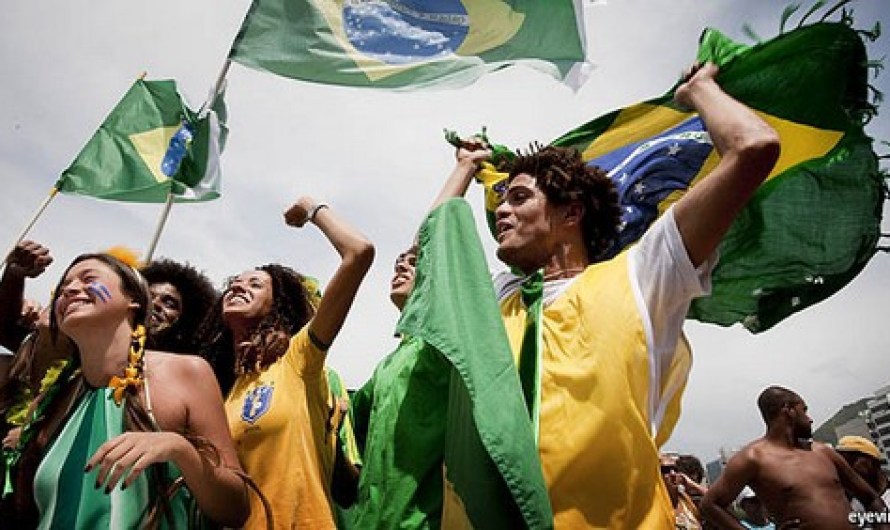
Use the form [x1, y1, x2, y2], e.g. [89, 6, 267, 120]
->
[444, 62, 779, 528]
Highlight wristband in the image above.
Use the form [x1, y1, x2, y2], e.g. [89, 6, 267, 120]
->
[308, 202, 329, 223]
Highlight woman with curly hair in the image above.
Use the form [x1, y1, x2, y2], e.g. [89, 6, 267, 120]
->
[4, 251, 249, 528]
[197, 196, 374, 529]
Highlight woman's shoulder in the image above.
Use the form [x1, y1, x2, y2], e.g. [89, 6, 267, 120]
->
[145, 351, 215, 381]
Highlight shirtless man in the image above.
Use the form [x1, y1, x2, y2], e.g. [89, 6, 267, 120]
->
[700, 386, 887, 529]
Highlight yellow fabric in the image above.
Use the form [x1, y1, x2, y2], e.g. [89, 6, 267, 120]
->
[226, 327, 338, 530]
[654, 334, 692, 448]
[499, 251, 674, 529]
[583, 103, 843, 216]
[6, 359, 69, 426]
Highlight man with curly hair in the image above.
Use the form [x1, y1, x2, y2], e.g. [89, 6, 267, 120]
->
[140, 258, 218, 354]
[441, 63, 781, 528]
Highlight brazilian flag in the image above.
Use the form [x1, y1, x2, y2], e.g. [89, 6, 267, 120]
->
[479, 17, 884, 333]
[57, 79, 225, 203]
[396, 199, 552, 528]
[229, 0, 586, 89]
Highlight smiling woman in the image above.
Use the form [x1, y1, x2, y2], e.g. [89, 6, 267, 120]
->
[195, 195, 375, 530]
[3, 252, 249, 529]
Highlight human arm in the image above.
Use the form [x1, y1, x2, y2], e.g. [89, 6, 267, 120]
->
[820, 444, 889, 518]
[284, 197, 375, 348]
[700, 451, 757, 530]
[0, 241, 52, 350]
[86, 356, 249, 527]
[672, 63, 781, 267]
[428, 138, 492, 211]
[677, 471, 708, 499]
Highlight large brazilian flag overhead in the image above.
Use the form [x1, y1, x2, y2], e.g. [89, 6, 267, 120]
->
[477, 12, 885, 333]
[229, 0, 587, 89]
[57, 79, 225, 203]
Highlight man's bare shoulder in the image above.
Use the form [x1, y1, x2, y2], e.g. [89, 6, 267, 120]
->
[733, 437, 770, 462]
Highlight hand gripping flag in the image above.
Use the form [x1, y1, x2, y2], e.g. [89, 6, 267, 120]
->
[56, 79, 226, 203]
[229, 0, 588, 90]
[474, 14, 885, 333]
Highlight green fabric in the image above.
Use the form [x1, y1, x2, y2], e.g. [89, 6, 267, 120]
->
[688, 22, 882, 331]
[397, 198, 552, 529]
[518, 271, 542, 440]
[56, 79, 224, 203]
[34, 388, 189, 529]
[326, 367, 360, 530]
[229, 0, 585, 90]
[549, 19, 882, 332]
[350, 336, 450, 529]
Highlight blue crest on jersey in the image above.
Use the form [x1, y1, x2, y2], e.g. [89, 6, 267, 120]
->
[241, 385, 274, 424]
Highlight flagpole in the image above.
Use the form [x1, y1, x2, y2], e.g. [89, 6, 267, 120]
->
[200, 58, 231, 116]
[142, 59, 230, 265]
[1, 187, 59, 270]
[144, 191, 175, 263]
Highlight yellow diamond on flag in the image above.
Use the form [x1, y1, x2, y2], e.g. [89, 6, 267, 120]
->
[128, 125, 180, 184]
[312, 0, 524, 82]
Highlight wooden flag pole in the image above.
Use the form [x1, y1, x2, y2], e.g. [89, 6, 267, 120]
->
[142, 59, 231, 264]
[1, 187, 59, 271]
[144, 190, 175, 263]
[200, 58, 232, 116]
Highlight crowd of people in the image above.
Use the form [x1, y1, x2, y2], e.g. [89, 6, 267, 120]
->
[0, 63, 886, 529]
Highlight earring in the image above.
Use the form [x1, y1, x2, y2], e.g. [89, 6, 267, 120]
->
[108, 324, 146, 405]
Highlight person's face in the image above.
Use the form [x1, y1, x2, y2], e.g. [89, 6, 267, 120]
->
[54, 258, 137, 334]
[740, 497, 769, 525]
[147, 282, 183, 336]
[222, 270, 275, 326]
[494, 174, 559, 273]
[389, 247, 417, 310]
[786, 397, 813, 439]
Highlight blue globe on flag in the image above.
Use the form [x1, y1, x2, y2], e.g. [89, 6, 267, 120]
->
[343, 1, 469, 65]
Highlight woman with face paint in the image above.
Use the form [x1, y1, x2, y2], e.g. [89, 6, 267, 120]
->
[3, 252, 249, 529]
[196, 196, 374, 530]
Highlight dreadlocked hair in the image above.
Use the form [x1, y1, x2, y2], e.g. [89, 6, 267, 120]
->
[197, 264, 314, 395]
[506, 145, 621, 261]
[140, 258, 218, 354]
[4, 253, 182, 528]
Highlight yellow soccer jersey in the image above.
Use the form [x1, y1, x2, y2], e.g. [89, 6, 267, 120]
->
[226, 327, 338, 530]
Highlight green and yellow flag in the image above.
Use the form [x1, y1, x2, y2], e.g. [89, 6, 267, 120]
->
[229, 0, 587, 89]
[476, 16, 884, 332]
[396, 199, 552, 528]
[56, 79, 225, 203]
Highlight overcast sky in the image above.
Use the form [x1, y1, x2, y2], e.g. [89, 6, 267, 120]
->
[1, 0, 887, 463]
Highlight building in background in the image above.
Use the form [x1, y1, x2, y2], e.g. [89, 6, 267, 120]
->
[865, 384, 890, 467]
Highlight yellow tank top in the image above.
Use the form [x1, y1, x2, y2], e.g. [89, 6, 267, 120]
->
[499, 251, 675, 529]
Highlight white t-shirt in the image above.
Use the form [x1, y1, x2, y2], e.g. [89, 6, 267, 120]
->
[494, 206, 717, 432]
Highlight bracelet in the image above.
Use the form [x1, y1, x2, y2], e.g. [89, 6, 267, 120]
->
[308, 202, 329, 223]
